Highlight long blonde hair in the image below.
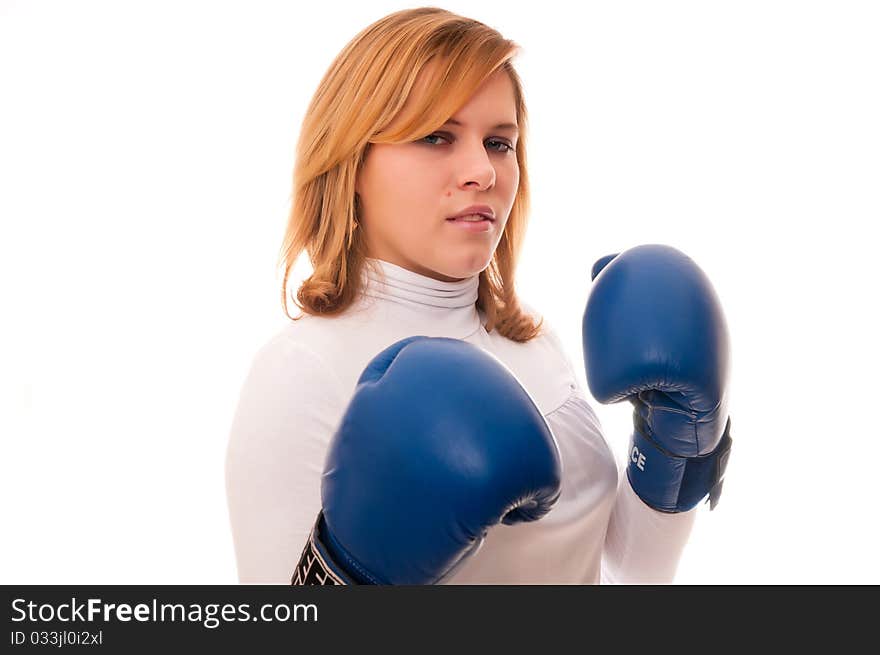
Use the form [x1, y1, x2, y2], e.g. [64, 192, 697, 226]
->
[278, 7, 543, 342]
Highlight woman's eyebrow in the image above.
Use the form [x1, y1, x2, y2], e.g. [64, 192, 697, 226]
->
[443, 118, 519, 132]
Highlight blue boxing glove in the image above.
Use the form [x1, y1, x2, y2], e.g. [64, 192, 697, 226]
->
[292, 336, 562, 585]
[582, 244, 733, 513]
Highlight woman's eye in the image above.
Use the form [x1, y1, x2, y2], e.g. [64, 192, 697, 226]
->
[420, 133, 513, 153]
[420, 133, 449, 146]
[487, 139, 514, 153]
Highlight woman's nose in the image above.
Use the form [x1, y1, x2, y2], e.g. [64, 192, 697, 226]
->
[455, 145, 496, 190]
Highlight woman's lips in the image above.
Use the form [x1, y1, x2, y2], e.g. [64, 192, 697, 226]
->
[446, 215, 494, 232]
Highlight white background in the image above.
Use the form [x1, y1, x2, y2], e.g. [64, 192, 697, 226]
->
[2, 0, 878, 584]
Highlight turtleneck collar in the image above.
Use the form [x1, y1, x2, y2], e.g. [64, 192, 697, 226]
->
[355, 258, 482, 338]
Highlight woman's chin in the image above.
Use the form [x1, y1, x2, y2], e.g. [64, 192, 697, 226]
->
[432, 257, 491, 282]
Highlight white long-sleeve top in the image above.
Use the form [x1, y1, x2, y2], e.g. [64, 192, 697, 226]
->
[225, 258, 697, 584]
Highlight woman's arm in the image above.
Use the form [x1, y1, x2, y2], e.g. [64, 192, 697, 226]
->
[600, 467, 698, 584]
[224, 334, 346, 583]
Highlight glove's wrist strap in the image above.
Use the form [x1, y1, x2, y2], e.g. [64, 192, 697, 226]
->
[291, 511, 356, 586]
[626, 417, 733, 513]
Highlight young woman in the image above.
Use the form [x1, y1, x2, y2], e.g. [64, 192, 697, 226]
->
[224, 7, 715, 584]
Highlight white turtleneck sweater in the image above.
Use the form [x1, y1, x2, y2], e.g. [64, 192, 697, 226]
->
[224, 258, 698, 584]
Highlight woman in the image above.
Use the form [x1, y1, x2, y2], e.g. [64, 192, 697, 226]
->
[224, 7, 699, 584]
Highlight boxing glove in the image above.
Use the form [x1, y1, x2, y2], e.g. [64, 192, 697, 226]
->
[582, 244, 733, 513]
[292, 336, 562, 585]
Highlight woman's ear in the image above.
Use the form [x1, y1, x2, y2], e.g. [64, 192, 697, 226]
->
[354, 144, 372, 203]
[354, 160, 365, 196]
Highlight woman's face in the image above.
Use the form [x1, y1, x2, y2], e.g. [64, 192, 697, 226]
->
[355, 69, 520, 282]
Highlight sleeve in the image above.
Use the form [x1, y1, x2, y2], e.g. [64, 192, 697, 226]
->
[522, 301, 699, 584]
[224, 334, 347, 584]
[600, 458, 699, 584]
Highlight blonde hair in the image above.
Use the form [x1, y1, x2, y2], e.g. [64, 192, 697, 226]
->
[278, 6, 543, 342]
